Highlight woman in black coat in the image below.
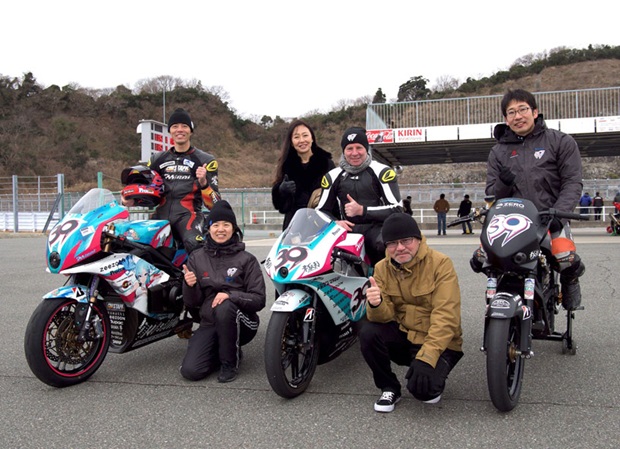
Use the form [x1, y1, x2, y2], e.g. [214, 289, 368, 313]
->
[271, 120, 335, 230]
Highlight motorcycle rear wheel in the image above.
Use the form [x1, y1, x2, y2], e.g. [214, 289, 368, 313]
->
[264, 310, 319, 398]
[24, 298, 111, 387]
[486, 318, 525, 412]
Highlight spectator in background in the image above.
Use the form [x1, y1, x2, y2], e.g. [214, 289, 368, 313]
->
[433, 193, 450, 236]
[592, 192, 604, 220]
[615, 191, 620, 213]
[579, 192, 592, 216]
[271, 120, 335, 230]
[457, 194, 473, 234]
[402, 195, 413, 216]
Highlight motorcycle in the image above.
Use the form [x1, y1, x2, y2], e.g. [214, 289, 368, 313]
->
[263, 208, 370, 398]
[606, 201, 620, 235]
[24, 188, 193, 387]
[448, 197, 587, 412]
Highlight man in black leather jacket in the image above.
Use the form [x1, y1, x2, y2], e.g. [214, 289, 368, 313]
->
[317, 126, 402, 265]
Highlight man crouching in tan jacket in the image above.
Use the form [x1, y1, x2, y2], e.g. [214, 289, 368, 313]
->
[359, 212, 464, 413]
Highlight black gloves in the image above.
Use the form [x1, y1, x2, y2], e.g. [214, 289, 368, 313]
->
[405, 359, 435, 398]
[498, 166, 516, 186]
[278, 175, 296, 196]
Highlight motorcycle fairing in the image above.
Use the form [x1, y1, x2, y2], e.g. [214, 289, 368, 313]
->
[271, 289, 312, 312]
[113, 220, 174, 249]
[58, 253, 170, 315]
[334, 232, 370, 265]
[482, 198, 542, 272]
[270, 275, 368, 324]
[47, 189, 130, 274]
[43, 284, 97, 302]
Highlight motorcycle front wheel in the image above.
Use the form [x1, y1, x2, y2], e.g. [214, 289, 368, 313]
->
[485, 318, 525, 412]
[24, 298, 111, 387]
[264, 309, 319, 398]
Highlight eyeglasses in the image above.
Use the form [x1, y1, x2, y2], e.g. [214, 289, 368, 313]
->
[385, 237, 415, 250]
[506, 106, 531, 118]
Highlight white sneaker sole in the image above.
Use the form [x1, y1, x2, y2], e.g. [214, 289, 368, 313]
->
[423, 395, 441, 404]
[374, 396, 401, 412]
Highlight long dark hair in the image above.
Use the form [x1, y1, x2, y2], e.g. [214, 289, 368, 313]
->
[272, 119, 320, 185]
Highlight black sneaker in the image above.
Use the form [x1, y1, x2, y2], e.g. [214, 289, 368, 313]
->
[374, 391, 401, 413]
[217, 365, 238, 383]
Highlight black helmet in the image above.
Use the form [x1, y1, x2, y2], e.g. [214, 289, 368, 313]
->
[121, 165, 161, 186]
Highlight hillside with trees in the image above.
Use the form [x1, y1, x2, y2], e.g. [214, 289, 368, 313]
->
[1, 44, 619, 190]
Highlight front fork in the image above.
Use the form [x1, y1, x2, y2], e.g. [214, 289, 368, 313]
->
[74, 275, 104, 342]
[482, 274, 534, 358]
[302, 294, 319, 350]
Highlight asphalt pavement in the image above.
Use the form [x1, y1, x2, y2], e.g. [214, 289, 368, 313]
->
[1, 228, 619, 448]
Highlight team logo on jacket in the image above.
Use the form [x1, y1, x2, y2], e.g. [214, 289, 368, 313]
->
[321, 175, 331, 189]
[534, 148, 545, 159]
[381, 169, 396, 183]
[183, 159, 195, 168]
[225, 267, 238, 283]
[206, 161, 218, 171]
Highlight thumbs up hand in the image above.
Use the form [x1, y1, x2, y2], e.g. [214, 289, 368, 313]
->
[366, 276, 382, 307]
[344, 194, 363, 217]
[183, 264, 197, 287]
[196, 164, 208, 187]
[279, 174, 296, 196]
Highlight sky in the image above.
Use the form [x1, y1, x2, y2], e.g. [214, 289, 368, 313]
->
[3, 0, 619, 120]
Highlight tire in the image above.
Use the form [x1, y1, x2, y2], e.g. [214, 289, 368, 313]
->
[485, 318, 525, 412]
[264, 310, 320, 398]
[24, 298, 111, 387]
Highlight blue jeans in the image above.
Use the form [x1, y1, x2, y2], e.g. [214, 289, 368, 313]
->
[437, 212, 447, 234]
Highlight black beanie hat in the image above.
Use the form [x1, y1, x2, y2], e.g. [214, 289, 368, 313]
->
[168, 108, 194, 132]
[382, 213, 422, 242]
[341, 127, 369, 151]
[207, 200, 237, 228]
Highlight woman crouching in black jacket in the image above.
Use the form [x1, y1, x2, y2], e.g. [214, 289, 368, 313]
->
[180, 200, 266, 383]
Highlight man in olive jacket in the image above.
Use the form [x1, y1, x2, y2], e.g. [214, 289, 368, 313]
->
[359, 213, 463, 412]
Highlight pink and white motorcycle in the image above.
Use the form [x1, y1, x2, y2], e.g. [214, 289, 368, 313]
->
[263, 208, 371, 398]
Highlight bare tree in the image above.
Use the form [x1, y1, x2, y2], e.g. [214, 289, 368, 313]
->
[433, 75, 460, 93]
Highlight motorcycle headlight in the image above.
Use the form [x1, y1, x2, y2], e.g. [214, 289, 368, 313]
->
[49, 251, 61, 269]
[278, 267, 289, 278]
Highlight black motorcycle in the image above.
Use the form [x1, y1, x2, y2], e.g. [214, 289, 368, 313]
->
[449, 197, 587, 412]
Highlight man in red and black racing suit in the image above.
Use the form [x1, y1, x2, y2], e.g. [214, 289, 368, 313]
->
[149, 108, 221, 254]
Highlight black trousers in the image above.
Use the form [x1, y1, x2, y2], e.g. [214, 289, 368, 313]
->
[354, 223, 385, 266]
[359, 320, 463, 400]
[180, 300, 259, 381]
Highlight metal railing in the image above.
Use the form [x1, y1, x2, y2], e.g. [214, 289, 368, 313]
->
[366, 87, 620, 130]
[2, 182, 619, 233]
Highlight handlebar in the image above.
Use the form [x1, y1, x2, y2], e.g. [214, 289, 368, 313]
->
[541, 208, 589, 221]
[332, 249, 363, 265]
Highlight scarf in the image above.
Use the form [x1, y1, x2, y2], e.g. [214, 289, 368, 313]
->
[339, 153, 372, 175]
